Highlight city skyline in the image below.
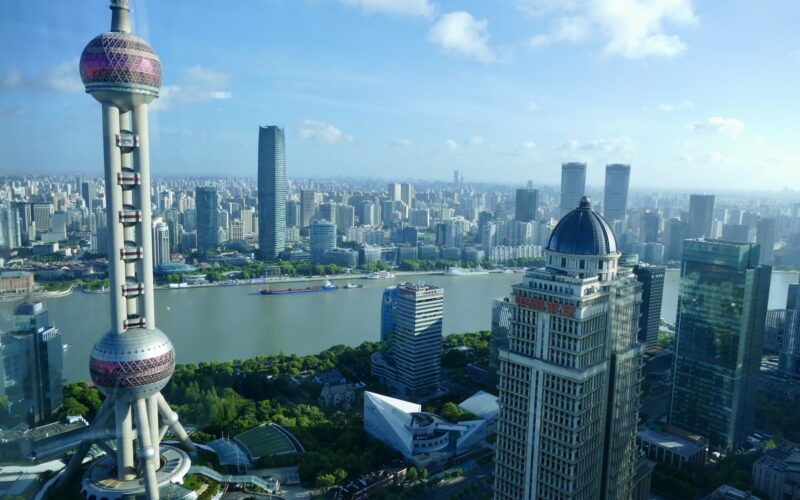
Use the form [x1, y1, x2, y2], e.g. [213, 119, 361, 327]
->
[1, 1, 799, 189]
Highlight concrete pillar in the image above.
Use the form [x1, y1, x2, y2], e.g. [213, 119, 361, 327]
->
[133, 104, 156, 329]
[102, 104, 127, 334]
[115, 400, 136, 480]
[134, 398, 159, 500]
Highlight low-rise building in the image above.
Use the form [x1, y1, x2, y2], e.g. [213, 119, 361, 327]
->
[637, 424, 709, 469]
[318, 382, 356, 410]
[752, 441, 800, 500]
[705, 484, 761, 499]
[0, 271, 34, 294]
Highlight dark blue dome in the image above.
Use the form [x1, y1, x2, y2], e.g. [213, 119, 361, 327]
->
[547, 197, 618, 255]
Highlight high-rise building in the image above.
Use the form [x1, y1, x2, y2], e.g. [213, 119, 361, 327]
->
[756, 218, 776, 266]
[0, 203, 20, 249]
[152, 222, 170, 268]
[560, 162, 587, 217]
[494, 197, 644, 500]
[633, 264, 665, 349]
[310, 219, 336, 264]
[604, 164, 631, 222]
[373, 282, 444, 398]
[387, 182, 401, 201]
[81, 180, 97, 212]
[335, 204, 355, 232]
[670, 239, 770, 450]
[257, 125, 287, 260]
[666, 218, 689, 261]
[400, 183, 414, 209]
[722, 223, 750, 243]
[0, 302, 63, 426]
[300, 189, 317, 228]
[488, 297, 512, 381]
[32, 202, 54, 233]
[196, 186, 219, 251]
[688, 194, 715, 238]
[60, 4, 196, 497]
[285, 200, 299, 228]
[514, 188, 539, 222]
[641, 210, 660, 243]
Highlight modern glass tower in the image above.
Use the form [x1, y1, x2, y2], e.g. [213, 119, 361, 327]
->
[670, 239, 770, 451]
[59, 2, 195, 498]
[310, 219, 336, 264]
[257, 125, 286, 260]
[560, 162, 587, 218]
[196, 186, 219, 251]
[688, 194, 715, 238]
[494, 197, 644, 500]
[633, 264, 665, 349]
[603, 164, 631, 223]
[514, 188, 539, 222]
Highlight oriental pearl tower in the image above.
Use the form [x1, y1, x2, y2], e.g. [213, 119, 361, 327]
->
[57, 1, 194, 499]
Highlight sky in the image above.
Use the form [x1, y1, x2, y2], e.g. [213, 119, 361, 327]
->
[1, 0, 799, 190]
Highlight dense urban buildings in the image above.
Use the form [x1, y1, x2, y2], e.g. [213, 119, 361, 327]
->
[559, 162, 587, 218]
[494, 197, 645, 500]
[670, 239, 770, 450]
[257, 125, 287, 260]
[764, 282, 800, 379]
[58, 3, 196, 498]
[371, 282, 444, 398]
[0, 302, 63, 426]
[603, 164, 631, 223]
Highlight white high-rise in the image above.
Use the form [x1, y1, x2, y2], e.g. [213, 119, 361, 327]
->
[494, 197, 644, 500]
[603, 164, 631, 223]
[560, 162, 587, 218]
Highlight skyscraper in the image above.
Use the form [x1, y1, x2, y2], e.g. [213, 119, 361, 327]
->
[152, 222, 170, 268]
[257, 125, 287, 260]
[373, 282, 444, 398]
[59, 3, 195, 497]
[688, 194, 715, 238]
[387, 182, 401, 201]
[560, 162, 587, 217]
[0, 302, 63, 426]
[196, 186, 219, 251]
[641, 210, 660, 243]
[633, 264, 665, 349]
[756, 218, 775, 266]
[670, 239, 770, 450]
[666, 218, 689, 261]
[310, 219, 336, 264]
[604, 164, 631, 222]
[81, 180, 97, 212]
[400, 182, 414, 209]
[300, 189, 317, 228]
[494, 197, 644, 500]
[721, 223, 750, 243]
[514, 188, 539, 222]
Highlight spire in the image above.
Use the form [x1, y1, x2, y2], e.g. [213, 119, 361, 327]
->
[110, 0, 131, 33]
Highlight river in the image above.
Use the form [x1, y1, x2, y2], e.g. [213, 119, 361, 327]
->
[1, 270, 797, 383]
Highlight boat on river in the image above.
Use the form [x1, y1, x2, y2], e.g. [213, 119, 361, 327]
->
[365, 271, 395, 280]
[445, 267, 490, 276]
[260, 280, 338, 295]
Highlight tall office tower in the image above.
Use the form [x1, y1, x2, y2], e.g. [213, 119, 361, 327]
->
[410, 208, 430, 228]
[633, 264, 665, 349]
[152, 222, 170, 268]
[756, 218, 775, 266]
[196, 186, 219, 251]
[285, 200, 299, 227]
[488, 297, 512, 381]
[688, 194, 715, 238]
[400, 183, 414, 209]
[81, 180, 97, 212]
[59, 3, 196, 497]
[318, 202, 336, 225]
[300, 189, 317, 228]
[514, 188, 539, 222]
[310, 219, 336, 264]
[358, 200, 375, 226]
[387, 182, 402, 201]
[0, 203, 20, 249]
[641, 210, 660, 243]
[494, 197, 644, 500]
[666, 218, 689, 261]
[381, 282, 444, 397]
[604, 164, 631, 223]
[0, 302, 63, 425]
[453, 169, 460, 186]
[560, 162, 587, 218]
[335, 204, 355, 232]
[670, 240, 770, 451]
[32, 202, 54, 232]
[722, 223, 750, 243]
[229, 220, 244, 243]
[257, 125, 286, 260]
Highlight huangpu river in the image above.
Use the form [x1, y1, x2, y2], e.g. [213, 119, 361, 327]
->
[1, 270, 797, 383]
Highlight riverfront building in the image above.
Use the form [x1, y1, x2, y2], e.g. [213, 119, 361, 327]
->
[493, 197, 645, 500]
[196, 186, 220, 251]
[257, 125, 287, 260]
[670, 239, 770, 450]
[310, 219, 336, 265]
[371, 282, 444, 398]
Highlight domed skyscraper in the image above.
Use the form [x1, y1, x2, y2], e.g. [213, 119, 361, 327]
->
[58, 2, 194, 499]
[493, 197, 647, 500]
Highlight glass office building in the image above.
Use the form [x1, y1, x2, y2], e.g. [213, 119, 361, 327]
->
[257, 125, 287, 260]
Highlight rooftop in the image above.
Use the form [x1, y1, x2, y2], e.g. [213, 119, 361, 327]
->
[547, 197, 617, 256]
[638, 424, 709, 457]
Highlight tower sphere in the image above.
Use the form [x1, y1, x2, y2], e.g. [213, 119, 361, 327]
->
[79, 31, 161, 110]
[89, 327, 175, 402]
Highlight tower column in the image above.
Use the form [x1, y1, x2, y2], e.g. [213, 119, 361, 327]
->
[134, 398, 160, 500]
[115, 400, 135, 480]
[102, 104, 127, 334]
[133, 103, 156, 328]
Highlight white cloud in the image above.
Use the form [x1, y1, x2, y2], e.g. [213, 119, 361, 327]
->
[338, 0, 435, 18]
[655, 100, 693, 112]
[466, 135, 484, 145]
[561, 136, 634, 159]
[392, 138, 412, 146]
[522, 141, 537, 151]
[1, 60, 82, 93]
[151, 66, 231, 111]
[445, 139, 459, 151]
[526, 0, 697, 59]
[428, 11, 495, 63]
[299, 120, 354, 143]
[687, 117, 744, 138]
[1, 70, 23, 89]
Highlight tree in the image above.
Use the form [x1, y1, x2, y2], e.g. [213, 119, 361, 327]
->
[315, 473, 336, 490]
[406, 467, 418, 483]
[420, 468, 429, 480]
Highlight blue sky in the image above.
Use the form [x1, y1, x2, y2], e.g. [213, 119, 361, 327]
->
[1, 0, 799, 190]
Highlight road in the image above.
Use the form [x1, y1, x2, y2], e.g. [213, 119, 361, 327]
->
[413, 462, 494, 500]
